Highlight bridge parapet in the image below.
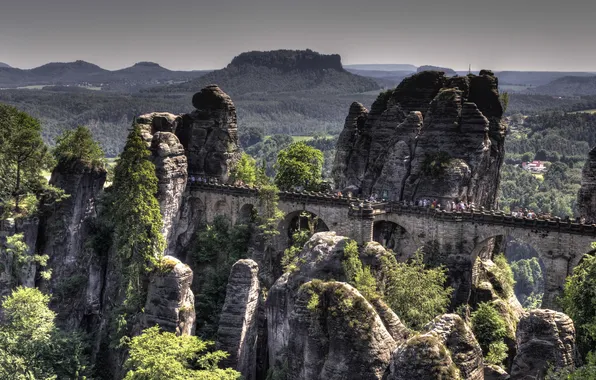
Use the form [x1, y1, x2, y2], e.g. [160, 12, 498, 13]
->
[387, 202, 596, 236]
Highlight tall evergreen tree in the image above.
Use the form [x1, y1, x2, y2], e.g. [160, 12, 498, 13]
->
[110, 124, 164, 304]
[0, 104, 52, 213]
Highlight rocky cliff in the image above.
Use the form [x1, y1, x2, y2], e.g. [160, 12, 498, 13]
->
[175, 85, 241, 182]
[333, 70, 506, 209]
[37, 160, 107, 328]
[578, 146, 596, 221]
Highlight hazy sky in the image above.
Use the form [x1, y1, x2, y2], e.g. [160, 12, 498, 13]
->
[2, 0, 595, 71]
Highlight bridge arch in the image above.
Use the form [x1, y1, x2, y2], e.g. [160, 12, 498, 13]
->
[372, 220, 420, 260]
[470, 228, 595, 309]
[279, 210, 330, 242]
[237, 203, 256, 224]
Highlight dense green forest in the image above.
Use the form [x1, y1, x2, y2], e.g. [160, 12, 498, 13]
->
[498, 111, 596, 216]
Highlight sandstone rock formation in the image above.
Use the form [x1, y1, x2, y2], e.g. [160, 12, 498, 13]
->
[217, 259, 261, 380]
[578, 146, 596, 221]
[485, 365, 510, 380]
[0, 217, 39, 298]
[175, 85, 241, 182]
[267, 232, 406, 380]
[37, 159, 106, 327]
[136, 112, 188, 254]
[385, 313, 484, 380]
[143, 255, 195, 335]
[510, 309, 578, 379]
[333, 70, 505, 209]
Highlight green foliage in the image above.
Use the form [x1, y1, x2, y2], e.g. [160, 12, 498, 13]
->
[192, 216, 252, 338]
[229, 152, 259, 186]
[561, 252, 596, 356]
[486, 341, 509, 365]
[421, 151, 452, 177]
[110, 123, 165, 284]
[511, 257, 544, 308]
[546, 352, 596, 379]
[342, 240, 378, 301]
[1, 233, 51, 287]
[381, 250, 452, 330]
[0, 104, 54, 214]
[0, 287, 91, 379]
[499, 92, 510, 112]
[123, 325, 240, 380]
[471, 302, 508, 355]
[274, 142, 323, 191]
[53, 126, 106, 168]
[492, 254, 516, 298]
[281, 229, 311, 273]
[108, 123, 165, 340]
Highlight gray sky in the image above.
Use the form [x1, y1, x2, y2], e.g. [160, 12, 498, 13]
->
[1, 0, 595, 71]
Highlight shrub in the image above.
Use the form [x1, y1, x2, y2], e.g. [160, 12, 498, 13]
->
[471, 302, 508, 354]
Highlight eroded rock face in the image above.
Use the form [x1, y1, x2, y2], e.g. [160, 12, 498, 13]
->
[510, 309, 578, 380]
[578, 146, 596, 221]
[143, 256, 195, 335]
[386, 313, 483, 380]
[37, 160, 106, 328]
[485, 365, 510, 380]
[0, 217, 39, 298]
[288, 281, 396, 380]
[217, 259, 261, 380]
[136, 113, 188, 255]
[267, 232, 406, 380]
[333, 70, 505, 208]
[176, 85, 242, 182]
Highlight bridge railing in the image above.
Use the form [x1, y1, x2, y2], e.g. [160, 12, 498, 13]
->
[387, 202, 596, 236]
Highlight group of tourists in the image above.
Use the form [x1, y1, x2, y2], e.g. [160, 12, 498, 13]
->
[414, 198, 476, 212]
[188, 175, 220, 185]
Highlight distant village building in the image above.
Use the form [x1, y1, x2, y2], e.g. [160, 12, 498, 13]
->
[521, 160, 547, 173]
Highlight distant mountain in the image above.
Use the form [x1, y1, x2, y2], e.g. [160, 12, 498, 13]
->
[344, 64, 417, 72]
[0, 60, 210, 90]
[345, 69, 413, 89]
[417, 65, 457, 76]
[495, 71, 596, 86]
[0, 62, 11, 68]
[151, 49, 380, 95]
[534, 76, 596, 96]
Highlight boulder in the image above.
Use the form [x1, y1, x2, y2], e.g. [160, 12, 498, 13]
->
[485, 365, 510, 380]
[143, 256, 196, 336]
[267, 232, 405, 380]
[385, 313, 483, 380]
[217, 259, 261, 380]
[176, 85, 242, 182]
[510, 309, 578, 379]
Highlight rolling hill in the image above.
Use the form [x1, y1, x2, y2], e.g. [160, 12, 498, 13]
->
[534, 76, 596, 96]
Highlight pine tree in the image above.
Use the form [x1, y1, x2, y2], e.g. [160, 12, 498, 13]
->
[110, 124, 165, 303]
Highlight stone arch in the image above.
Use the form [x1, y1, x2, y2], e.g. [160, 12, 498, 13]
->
[280, 210, 330, 241]
[237, 203, 255, 224]
[372, 220, 419, 260]
[214, 199, 228, 215]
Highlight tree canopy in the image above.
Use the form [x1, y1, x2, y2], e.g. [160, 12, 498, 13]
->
[53, 126, 106, 168]
[274, 142, 323, 191]
[0, 104, 53, 213]
[123, 326, 240, 380]
[0, 287, 90, 379]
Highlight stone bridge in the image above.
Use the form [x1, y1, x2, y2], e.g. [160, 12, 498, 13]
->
[188, 182, 596, 309]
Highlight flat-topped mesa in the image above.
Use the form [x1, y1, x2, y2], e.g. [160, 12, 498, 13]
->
[333, 70, 506, 208]
[176, 84, 242, 182]
[229, 49, 344, 72]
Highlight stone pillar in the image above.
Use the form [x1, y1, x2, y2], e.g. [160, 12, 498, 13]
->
[217, 259, 261, 380]
[541, 257, 569, 310]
